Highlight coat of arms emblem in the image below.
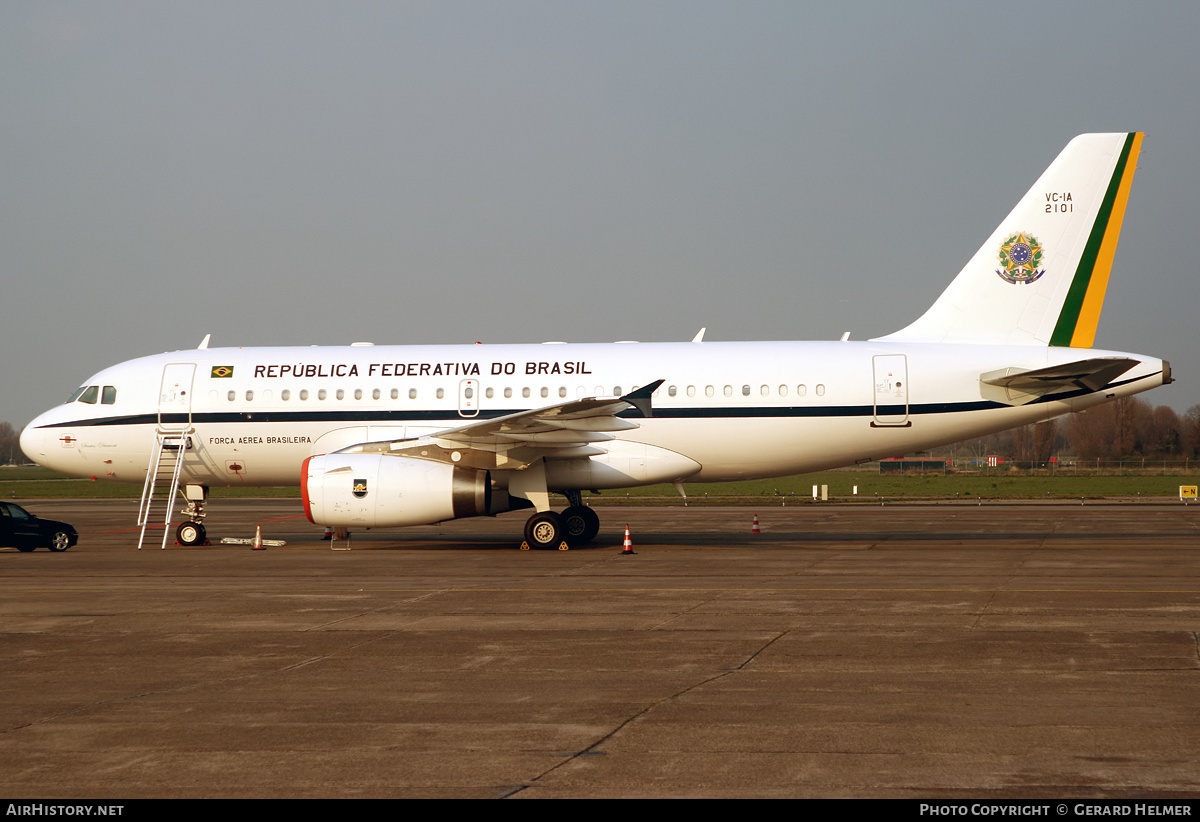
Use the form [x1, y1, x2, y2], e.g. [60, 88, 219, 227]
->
[996, 232, 1046, 285]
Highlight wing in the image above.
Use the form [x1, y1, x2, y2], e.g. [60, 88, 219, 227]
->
[335, 380, 664, 470]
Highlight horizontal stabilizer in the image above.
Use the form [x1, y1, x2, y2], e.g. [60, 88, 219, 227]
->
[979, 357, 1139, 405]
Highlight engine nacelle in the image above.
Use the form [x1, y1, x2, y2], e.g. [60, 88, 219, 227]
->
[302, 454, 491, 528]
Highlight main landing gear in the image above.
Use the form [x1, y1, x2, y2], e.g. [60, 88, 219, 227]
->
[521, 491, 601, 550]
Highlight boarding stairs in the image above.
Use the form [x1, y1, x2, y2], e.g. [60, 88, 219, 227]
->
[136, 428, 193, 550]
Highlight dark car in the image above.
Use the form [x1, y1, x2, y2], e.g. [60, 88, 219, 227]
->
[0, 502, 77, 552]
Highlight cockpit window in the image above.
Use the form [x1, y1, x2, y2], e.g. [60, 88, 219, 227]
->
[78, 386, 99, 404]
[66, 387, 87, 404]
[101, 386, 117, 405]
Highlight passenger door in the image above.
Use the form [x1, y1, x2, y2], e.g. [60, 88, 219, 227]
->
[872, 354, 910, 426]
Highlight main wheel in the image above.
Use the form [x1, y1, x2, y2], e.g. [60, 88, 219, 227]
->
[176, 522, 206, 546]
[561, 505, 600, 546]
[523, 511, 564, 550]
[47, 531, 72, 552]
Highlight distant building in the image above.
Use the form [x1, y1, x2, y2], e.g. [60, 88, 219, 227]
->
[878, 459, 950, 474]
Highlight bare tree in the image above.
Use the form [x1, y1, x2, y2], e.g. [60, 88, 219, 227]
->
[1032, 419, 1058, 462]
[0, 422, 28, 466]
[1067, 406, 1117, 460]
[1182, 405, 1200, 460]
[1141, 406, 1182, 456]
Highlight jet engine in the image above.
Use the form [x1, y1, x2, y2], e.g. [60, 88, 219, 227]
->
[302, 453, 492, 528]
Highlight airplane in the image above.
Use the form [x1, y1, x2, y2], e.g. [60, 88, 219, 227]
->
[20, 132, 1171, 549]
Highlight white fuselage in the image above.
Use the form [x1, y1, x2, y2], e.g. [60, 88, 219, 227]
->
[21, 339, 1168, 490]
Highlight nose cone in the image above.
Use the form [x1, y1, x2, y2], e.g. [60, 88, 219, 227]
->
[18, 420, 44, 464]
[19, 408, 78, 473]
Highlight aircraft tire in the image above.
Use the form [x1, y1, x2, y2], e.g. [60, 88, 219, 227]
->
[176, 522, 206, 547]
[561, 505, 600, 546]
[524, 511, 564, 550]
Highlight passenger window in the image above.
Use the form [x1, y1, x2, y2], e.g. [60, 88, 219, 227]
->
[485, 387, 494, 399]
[522, 387, 531, 399]
[798, 385, 807, 396]
[540, 387, 549, 399]
[705, 386, 714, 397]
[465, 387, 474, 399]
[687, 386, 695, 398]
[354, 389, 363, 400]
[558, 387, 567, 398]
[504, 387, 513, 399]
[373, 389, 381, 400]
[245, 391, 254, 401]
[668, 385, 677, 397]
[102, 386, 117, 404]
[336, 389, 344, 400]
[436, 388, 445, 399]
[407, 388, 415, 399]
[79, 386, 99, 404]
[300, 390, 309, 400]
[282, 390, 291, 401]
[724, 385, 732, 397]
[816, 384, 825, 396]
[613, 387, 622, 396]
[227, 391, 236, 402]
[759, 385, 768, 396]
[779, 385, 788, 397]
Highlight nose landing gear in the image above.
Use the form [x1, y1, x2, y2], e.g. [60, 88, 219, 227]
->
[175, 484, 209, 546]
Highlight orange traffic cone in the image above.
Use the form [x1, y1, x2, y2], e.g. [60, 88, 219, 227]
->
[752, 514, 761, 534]
[322, 526, 333, 540]
[252, 524, 265, 550]
[620, 525, 636, 555]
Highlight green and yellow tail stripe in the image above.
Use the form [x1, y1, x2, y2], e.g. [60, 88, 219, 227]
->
[1050, 132, 1142, 347]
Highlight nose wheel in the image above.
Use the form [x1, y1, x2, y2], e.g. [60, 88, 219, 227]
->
[176, 521, 206, 546]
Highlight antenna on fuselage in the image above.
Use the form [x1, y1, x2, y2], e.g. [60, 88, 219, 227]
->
[197, 334, 211, 349]
[692, 328, 706, 343]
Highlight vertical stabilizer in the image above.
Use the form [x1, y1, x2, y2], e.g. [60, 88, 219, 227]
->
[876, 133, 1142, 347]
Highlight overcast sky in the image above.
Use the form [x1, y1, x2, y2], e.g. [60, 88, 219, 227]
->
[3, 1, 1198, 430]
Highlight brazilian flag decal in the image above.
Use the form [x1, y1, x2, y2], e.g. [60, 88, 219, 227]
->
[211, 366, 235, 378]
